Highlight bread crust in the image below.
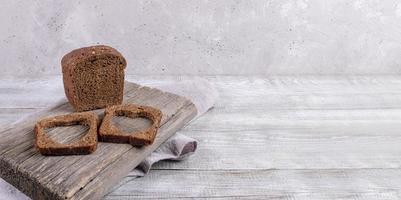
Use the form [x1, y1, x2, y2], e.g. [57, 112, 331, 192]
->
[61, 45, 127, 111]
[34, 112, 99, 156]
[99, 104, 162, 146]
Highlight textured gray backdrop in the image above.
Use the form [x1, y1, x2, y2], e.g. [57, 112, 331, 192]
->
[1, 0, 401, 77]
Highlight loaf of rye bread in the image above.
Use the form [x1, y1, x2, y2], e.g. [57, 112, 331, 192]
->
[34, 112, 99, 156]
[62, 45, 127, 112]
[99, 104, 162, 146]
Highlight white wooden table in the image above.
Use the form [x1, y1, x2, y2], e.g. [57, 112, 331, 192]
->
[1, 76, 401, 199]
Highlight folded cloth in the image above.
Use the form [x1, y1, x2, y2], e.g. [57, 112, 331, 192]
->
[129, 77, 218, 176]
[0, 77, 218, 200]
[131, 133, 198, 176]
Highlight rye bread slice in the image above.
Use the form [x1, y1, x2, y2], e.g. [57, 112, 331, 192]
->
[61, 45, 127, 112]
[99, 104, 162, 147]
[34, 112, 99, 156]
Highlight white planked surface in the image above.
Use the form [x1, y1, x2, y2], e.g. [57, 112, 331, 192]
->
[2, 76, 401, 199]
[105, 169, 401, 200]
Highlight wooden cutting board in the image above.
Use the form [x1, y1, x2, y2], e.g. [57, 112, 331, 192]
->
[0, 81, 197, 200]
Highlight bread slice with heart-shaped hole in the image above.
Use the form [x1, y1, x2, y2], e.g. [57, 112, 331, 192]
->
[99, 104, 162, 147]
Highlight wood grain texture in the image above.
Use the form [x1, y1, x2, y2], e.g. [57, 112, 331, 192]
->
[105, 169, 401, 200]
[2, 76, 401, 199]
[150, 76, 401, 170]
[0, 81, 197, 200]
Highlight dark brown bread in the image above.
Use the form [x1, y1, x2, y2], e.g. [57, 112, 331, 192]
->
[62, 45, 127, 112]
[34, 112, 99, 156]
[99, 104, 162, 146]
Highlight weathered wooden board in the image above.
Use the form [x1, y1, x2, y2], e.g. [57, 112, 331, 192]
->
[0, 81, 197, 200]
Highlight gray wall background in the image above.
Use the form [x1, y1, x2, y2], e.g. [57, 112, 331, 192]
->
[1, 0, 401, 78]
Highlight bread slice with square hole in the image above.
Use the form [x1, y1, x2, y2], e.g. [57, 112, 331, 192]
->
[34, 112, 99, 156]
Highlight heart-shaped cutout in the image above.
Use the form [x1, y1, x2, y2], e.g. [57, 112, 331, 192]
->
[111, 116, 152, 134]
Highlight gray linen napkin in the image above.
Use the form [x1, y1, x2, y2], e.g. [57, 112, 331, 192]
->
[0, 77, 218, 200]
[129, 77, 218, 176]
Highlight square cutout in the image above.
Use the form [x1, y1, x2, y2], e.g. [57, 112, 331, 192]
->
[34, 112, 98, 156]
